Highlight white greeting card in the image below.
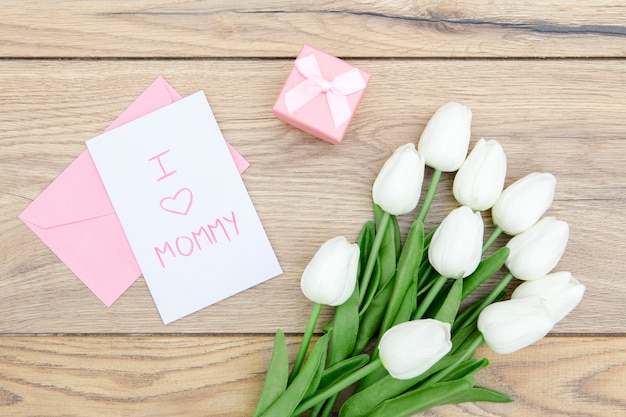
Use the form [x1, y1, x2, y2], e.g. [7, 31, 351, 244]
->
[86, 91, 282, 324]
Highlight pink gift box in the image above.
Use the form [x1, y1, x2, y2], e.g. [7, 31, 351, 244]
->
[273, 44, 371, 145]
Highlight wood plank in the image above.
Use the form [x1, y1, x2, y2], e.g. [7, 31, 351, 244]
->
[0, 335, 623, 416]
[1, 60, 625, 334]
[1, 1, 625, 58]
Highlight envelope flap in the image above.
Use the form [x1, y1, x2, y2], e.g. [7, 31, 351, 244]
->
[21, 76, 186, 230]
[105, 76, 181, 132]
[20, 150, 115, 228]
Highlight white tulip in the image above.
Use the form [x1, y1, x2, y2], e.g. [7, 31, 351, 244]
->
[477, 297, 554, 354]
[492, 172, 556, 235]
[505, 217, 569, 281]
[512, 271, 585, 323]
[300, 236, 360, 306]
[378, 319, 452, 380]
[372, 143, 426, 215]
[418, 102, 472, 172]
[428, 206, 484, 279]
[453, 138, 507, 211]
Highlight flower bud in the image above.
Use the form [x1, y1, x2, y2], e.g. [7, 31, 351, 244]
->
[453, 138, 507, 211]
[418, 102, 472, 172]
[372, 143, 425, 215]
[505, 217, 569, 280]
[300, 236, 360, 306]
[477, 297, 554, 354]
[492, 172, 556, 235]
[428, 206, 484, 279]
[378, 319, 452, 380]
[512, 271, 585, 323]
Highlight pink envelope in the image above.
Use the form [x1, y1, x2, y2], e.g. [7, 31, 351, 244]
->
[19, 76, 249, 306]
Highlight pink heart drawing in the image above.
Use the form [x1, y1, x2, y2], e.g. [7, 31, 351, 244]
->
[160, 187, 193, 216]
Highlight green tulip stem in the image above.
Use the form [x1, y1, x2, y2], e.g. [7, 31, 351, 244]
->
[412, 275, 447, 320]
[454, 271, 514, 332]
[319, 394, 339, 417]
[288, 302, 323, 384]
[358, 211, 390, 305]
[292, 358, 383, 416]
[308, 402, 323, 417]
[416, 168, 443, 224]
[482, 226, 503, 255]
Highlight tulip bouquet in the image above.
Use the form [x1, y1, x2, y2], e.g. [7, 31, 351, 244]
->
[253, 102, 585, 417]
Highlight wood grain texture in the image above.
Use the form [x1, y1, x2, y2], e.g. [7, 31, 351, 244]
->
[1, 60, 624, 334]
[0, 336, 624, 416]
[1, 1, 625, 58]
[1, 1, 625, 416]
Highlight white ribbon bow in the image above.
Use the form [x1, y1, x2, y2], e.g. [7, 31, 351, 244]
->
[284, 54, 367, 128]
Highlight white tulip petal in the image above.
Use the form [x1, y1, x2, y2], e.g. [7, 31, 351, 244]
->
[505, 217, 569, 280]
[300, 236, 360, 306]
[478, 297, 554, 354]
[418, 102, 472, 172]
[492, 172, 556, 235]
[379, 319, 452, 380]
[429, 206, 484, 278]
[372, 143, 426, 215]
[512, 271, 586, 323]
[453, 138, 507, 211]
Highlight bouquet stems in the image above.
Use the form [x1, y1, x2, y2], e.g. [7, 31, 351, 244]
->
[358, 211, 390, 305]
[417, 169, 442, 224]
[252, 129, 578, 416]
[292, 359, 383, 415]
[482, 226, 503, 254]
[288, 303, 323, 384]
[453, 272, 514, 333]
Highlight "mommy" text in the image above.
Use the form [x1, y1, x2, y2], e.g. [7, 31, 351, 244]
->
[154, 211, 239, 268]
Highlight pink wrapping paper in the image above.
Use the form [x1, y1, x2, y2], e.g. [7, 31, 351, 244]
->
[273, 44, 371, 145]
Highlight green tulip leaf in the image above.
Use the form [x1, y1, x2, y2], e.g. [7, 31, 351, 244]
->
[458, 329, 485, 359]
[357, 221, 375, 285]
[380, 219, 424, 334]
[366, 377, 474, 417]
[417, 260, 430, 283]
[321, 318, 333, 334]
[340, 374, 415, 417]
[450, 323, 478, 355]
[392, 281, 418, 327]
[453, 297, 483, 333]
[462, 247, 509, 300]
[451, 386, 513, 404]
[423, 225, 437, 251]
[376, 213, 399, 289]
[328, 282, 360, 367]
[433, 277, 463, 325]
[417, 226, 437, 281]
[416, 264, 439, 297]
[353, 279, 394, 355]
[453, 290, 506, 333]
[303, 341, 330, 399]
[357, 205, 393, 315]
[259, 333, 329, 417]
[373, 201, 384, 226]
[375, 203, 401, 260]
[319, 354, 370, 390]
[252, 329, 288, 417]
[345, 351, 464, 414]
[423, 280, 456, 320]
[442, 358, 489, 382]
[392, 214, 401, 259]
[356, 360, 389, 392]
[359, 256, 382, 315]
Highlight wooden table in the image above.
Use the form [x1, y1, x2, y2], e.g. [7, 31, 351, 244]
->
[1, 2, 625, 416]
